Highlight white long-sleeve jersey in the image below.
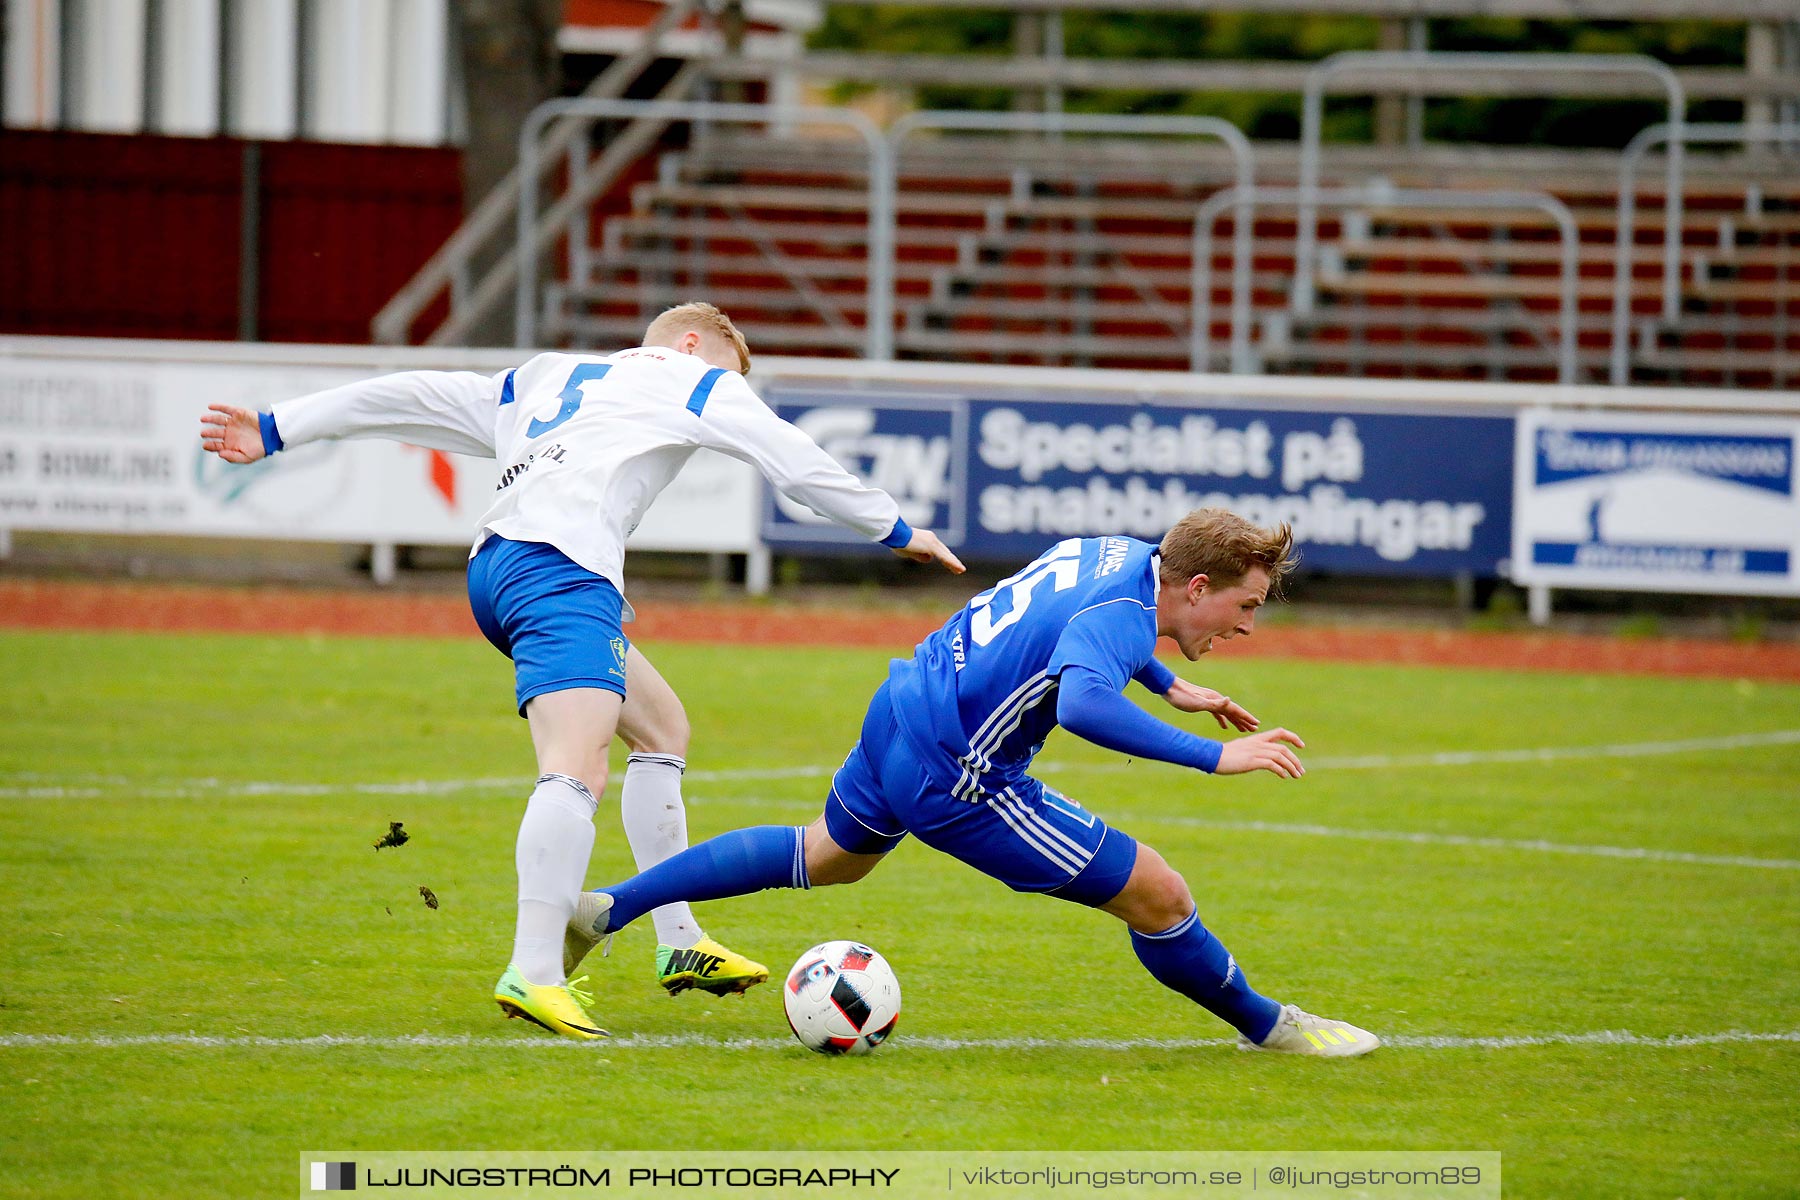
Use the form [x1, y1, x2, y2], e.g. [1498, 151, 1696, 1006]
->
[270, 347, 904, 593]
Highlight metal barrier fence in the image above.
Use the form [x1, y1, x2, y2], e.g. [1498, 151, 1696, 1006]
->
[1294, 51, 1684, 321]
[883, 110, 1255, 371]
[1611, 121, 1800, 385]
[515, 98, 892, 355]
[496, 59, 1796, 387]
[1191, 185, 1579, 384]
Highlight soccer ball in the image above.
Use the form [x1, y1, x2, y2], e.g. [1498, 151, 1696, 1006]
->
[782, 941, 901, 1055]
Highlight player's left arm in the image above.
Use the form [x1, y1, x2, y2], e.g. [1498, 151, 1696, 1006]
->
[1161, 678, 1259, 732]
[694, 375, 964, 574]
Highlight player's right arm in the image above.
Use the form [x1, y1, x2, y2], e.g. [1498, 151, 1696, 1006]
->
[692, 374, 964, 575]
[1050, 599, 1304, 780]
[1057, 665, 1305, 779]
[1211, 728, 1306, 777]
[199, 369, 507, 463]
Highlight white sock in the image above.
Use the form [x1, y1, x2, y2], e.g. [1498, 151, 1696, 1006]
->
[513, 772, 598, 985]
[621, 752, 703, 950]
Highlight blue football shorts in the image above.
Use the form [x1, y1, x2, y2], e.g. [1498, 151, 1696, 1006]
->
[824, 681, 1139, 908]
[466, 535, 629, 716]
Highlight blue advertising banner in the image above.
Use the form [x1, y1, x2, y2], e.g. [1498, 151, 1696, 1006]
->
[762, 393, 965, 548]
[764, 390, 1514, 577]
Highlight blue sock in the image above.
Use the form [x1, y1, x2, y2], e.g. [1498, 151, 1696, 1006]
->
[1130, 909, 1282, 1042]
[596, 825, 809, 934]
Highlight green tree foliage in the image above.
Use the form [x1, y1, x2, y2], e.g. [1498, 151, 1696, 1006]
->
[810, 6, 1747, 145]
[1424, 19, 1744, 146]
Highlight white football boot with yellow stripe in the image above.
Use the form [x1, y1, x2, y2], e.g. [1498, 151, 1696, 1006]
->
[1239, 1004, 1380, 1057]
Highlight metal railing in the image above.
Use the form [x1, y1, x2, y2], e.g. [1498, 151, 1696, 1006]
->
[1293, 52, 1685, 321]
[480, 52, 1790, 386]
[1193, 185, 1580, 384]
[1610, 121, 1800, 385]
[517, 100, 890, 353]
[884, 110, 1254, 366]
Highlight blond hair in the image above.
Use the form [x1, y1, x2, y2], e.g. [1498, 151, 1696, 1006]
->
[642, 302, 751, 373]
[1158, 508, 1296, 592]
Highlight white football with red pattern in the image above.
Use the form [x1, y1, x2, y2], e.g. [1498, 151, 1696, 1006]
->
[782, 941, 901, 1055]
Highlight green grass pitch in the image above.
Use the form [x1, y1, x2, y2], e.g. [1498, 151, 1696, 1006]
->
[2, 629, 1798, 1197]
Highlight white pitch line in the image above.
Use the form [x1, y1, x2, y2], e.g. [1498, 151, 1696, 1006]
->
[2, 733, 1795, 871]
[4, 730, 1796, 801]
[1041, 727, 1800, 774]
[1304, 728, 1800, 771]
[1, 1029, 1796, 1052]
[1125, 816, 1800, 871]
[689, 765, 836, 784]
[0, 766, 833, 801]
[704, 802, 1800, 871]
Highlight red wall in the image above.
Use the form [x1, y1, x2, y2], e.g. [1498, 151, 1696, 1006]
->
[0, 129, 462, 344]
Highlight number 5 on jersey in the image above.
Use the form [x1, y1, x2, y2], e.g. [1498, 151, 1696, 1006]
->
[528, 363, 611, 439]
[968, 538, 1082, 646]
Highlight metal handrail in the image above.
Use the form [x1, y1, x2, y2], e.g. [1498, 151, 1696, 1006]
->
[1194, 184, 1580, 384]
[1610, 121, 1800, 385]
[438, 63, 706, 347]
[885, 110, 1254, 366]
[722, 202, 860, 336]
[516, 100, 890, 353]
[371, 0, 700, 345]
[1294, 52, 1684, 320]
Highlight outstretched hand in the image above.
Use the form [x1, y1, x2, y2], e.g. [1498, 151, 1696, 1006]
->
[1214, 727, 1306, 779]
[199, 404, 266, 464]
[892, 527, 966, 575]
[1162, 678, 1258, 731]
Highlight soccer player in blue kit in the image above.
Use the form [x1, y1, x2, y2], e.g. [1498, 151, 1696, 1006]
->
[567, 508, 1379, 1055]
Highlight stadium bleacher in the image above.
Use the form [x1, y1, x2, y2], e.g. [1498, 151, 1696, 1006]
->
[534, 128, 1798, 386]
[17, 0, 1784, 387]
[391, 0, 1777, 388]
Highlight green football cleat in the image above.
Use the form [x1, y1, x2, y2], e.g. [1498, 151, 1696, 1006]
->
[493, 964, 608, 1040]
[563, 891, 616, 978]
[656, 937, 769, 997]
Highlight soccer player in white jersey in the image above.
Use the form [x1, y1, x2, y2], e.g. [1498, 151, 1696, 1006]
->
[567, 509, 1378, 1056]
[199, 303, 964, 1039]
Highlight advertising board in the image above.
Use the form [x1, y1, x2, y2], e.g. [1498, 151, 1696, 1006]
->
[1512, 410, 1800, 597]
[0, 354, 757, 554]
[764, 388, 1514, 577]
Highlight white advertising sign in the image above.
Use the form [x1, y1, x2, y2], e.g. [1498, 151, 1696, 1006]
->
[1511, 409, 1800, 597]
[0, 354, 757, 553]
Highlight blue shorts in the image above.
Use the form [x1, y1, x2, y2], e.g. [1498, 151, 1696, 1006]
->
[825, 682, 1139, 908]
[467, 535, 629, 716]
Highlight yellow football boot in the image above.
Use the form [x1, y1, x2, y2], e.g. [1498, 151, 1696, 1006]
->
[493, 965, 608, 1040]
[656, 937, 769, 997]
